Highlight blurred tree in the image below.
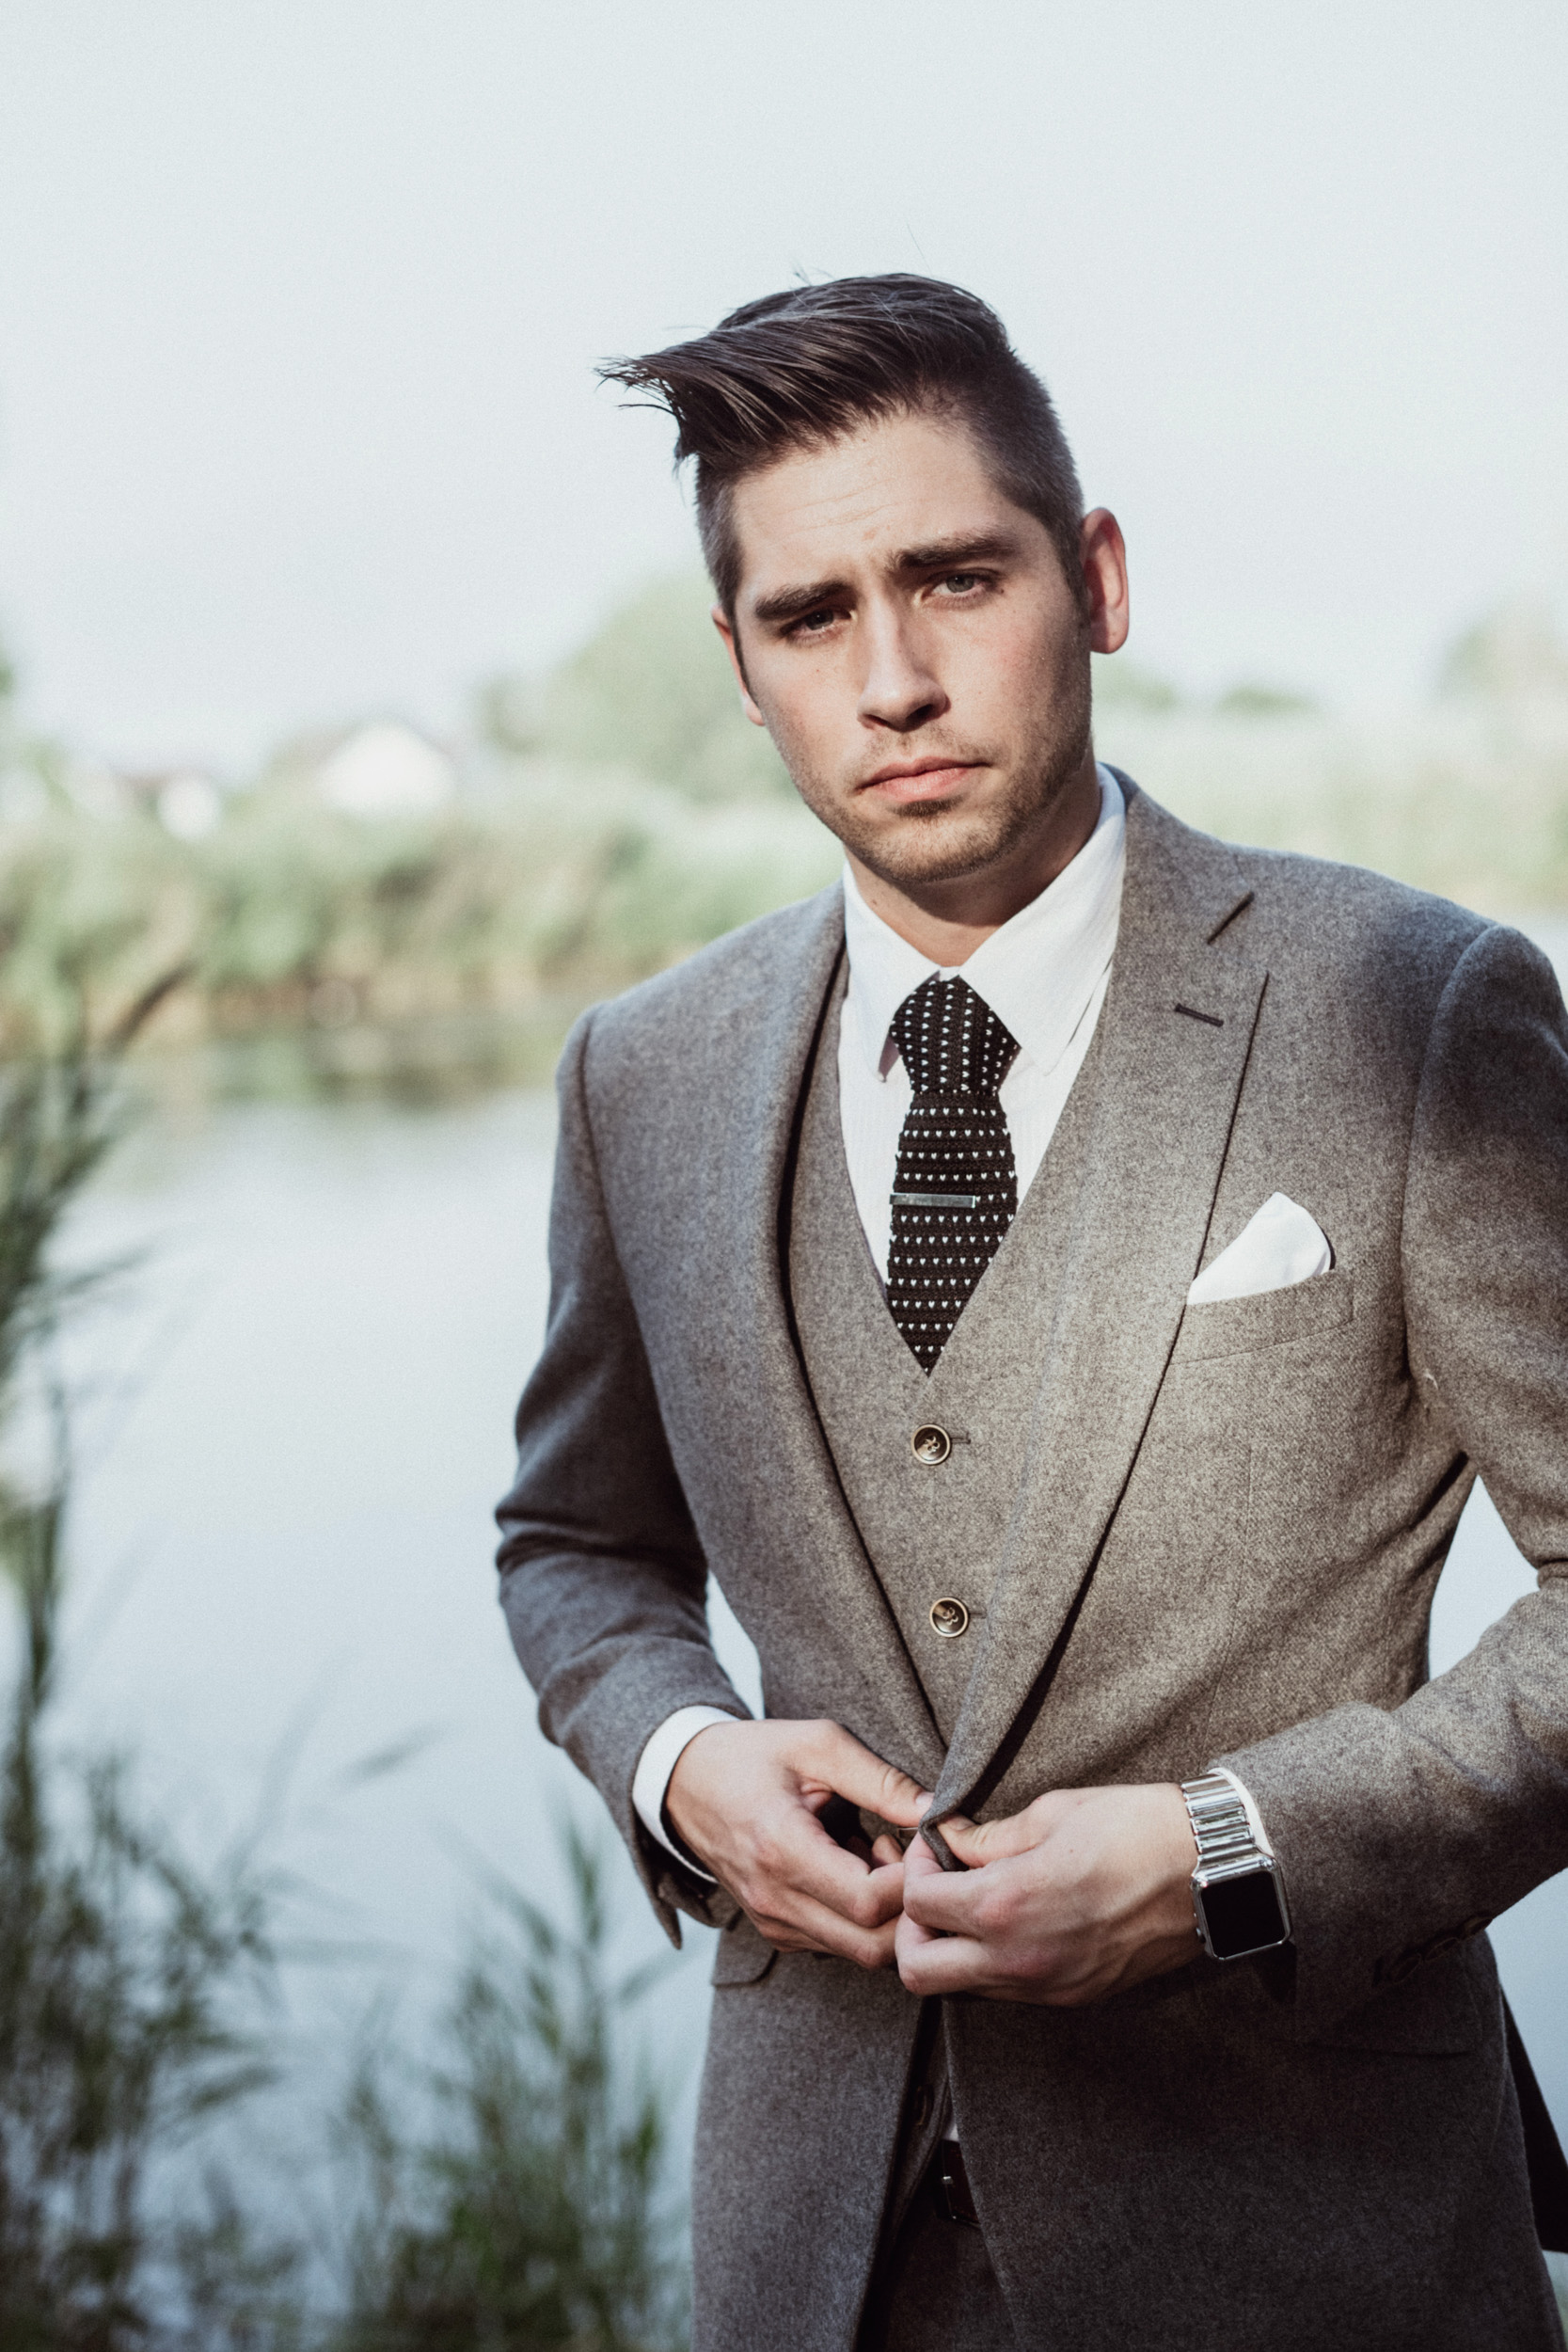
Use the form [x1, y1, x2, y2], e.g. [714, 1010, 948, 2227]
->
[1214, 683, 1320, 719]
[481, 577, 794, 803]
[1438, 598, 1568, 705]
[1090, 652, 1181, 713]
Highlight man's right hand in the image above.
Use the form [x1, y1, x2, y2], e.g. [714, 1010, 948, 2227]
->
[666, 1718, 933, 1971]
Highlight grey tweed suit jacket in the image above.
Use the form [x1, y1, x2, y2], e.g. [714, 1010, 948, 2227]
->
[497, 782, 1568, 2351]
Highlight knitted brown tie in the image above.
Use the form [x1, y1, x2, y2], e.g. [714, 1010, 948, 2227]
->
[885, 974, 1020, 1371]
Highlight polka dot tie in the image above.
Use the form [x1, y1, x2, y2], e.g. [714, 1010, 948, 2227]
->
[885, 974, 1020, 1371]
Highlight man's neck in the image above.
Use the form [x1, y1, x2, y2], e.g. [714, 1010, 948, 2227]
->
[846, 755, 1102, 967]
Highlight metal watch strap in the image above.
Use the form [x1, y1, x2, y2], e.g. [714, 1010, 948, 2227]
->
[1180, 1771, 1291, 1961]
[1180, 1772, 1261, 1877]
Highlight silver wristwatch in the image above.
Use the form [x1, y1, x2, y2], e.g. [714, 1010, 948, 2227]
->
[1180, 1772, 1292, 1962]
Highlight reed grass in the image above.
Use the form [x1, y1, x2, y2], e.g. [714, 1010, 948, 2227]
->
[332, 1830, 687, 2352]
[0, 949, 691, 2347]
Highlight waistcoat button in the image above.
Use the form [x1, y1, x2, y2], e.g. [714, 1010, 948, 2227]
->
[911, 1424, 952, 1465]
[929, 1597, 970, 1639]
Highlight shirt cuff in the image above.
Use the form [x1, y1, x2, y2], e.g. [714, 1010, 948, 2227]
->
[1204, 1764, 1276, 1858]
[632, 1706, 740, 1879]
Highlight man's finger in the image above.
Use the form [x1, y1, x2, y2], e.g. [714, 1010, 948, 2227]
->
[937, 1810, 1046, 1867]
[756, 1883, 904, 1971]
[893, 1844, 950, 1973]
[798, 1845, 908, 1931]
[896, 1832, 974, 1947]
[937, 1793, 1086, 1868]
[903, 1829, 948, 1886]
[751, 1804, 909, 1931]
[901, 1842, 1015, 1939]
[792, 1721, 933, 1828]
[897, 1839, 1047, 1994]
[895, 1915, 994, 1996]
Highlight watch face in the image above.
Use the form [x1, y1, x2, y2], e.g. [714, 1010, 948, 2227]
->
[1201, 1867, 1288, 1960]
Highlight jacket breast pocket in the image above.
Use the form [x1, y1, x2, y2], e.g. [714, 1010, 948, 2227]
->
[1176, 1270, 1354, 1362]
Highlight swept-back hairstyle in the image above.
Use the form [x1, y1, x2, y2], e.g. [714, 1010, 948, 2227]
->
[599, 275, 1085, 621]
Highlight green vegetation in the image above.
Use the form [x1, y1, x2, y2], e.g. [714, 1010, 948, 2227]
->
[0, 583, 841, 1054]
[336, 1834, 686, 2352]
[0, 947, 690, 2346]
[0, 976, 293, 2346]
[483, 576, 791, 804]
[4, 580, 1567, 1067]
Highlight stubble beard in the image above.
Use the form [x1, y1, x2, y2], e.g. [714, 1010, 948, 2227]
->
[785, 660, 1095, 895]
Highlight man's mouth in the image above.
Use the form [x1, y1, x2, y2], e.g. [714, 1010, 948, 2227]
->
[858, 758, 984, 806]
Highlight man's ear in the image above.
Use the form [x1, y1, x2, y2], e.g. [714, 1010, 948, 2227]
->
[712, 604, 768, 728]
[1080, 509, 1131, 658]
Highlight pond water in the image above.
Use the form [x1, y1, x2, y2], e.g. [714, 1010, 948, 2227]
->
[40, 986, 1568, 2196]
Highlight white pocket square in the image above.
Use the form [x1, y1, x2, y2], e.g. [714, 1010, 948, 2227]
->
[1185, 1192, 1332, 1306]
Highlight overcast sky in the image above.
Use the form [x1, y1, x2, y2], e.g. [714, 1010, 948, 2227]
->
[1, 1, 1564, 769]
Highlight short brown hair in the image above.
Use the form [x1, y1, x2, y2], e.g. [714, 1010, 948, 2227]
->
[599, 275, 1085, 620]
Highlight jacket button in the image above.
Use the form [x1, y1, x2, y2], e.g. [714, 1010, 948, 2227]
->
[911, 1424, 952, 1465]
[929, 1597, 970, 1640]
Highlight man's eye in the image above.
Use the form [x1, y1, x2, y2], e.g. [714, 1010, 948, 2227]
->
[791, 609, 838, 635]
[939, 573, 983, 595]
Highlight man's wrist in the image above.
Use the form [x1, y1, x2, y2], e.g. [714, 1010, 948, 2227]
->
[1180, 1769, 1291, 1962]
[632, 1706, 741, 1878]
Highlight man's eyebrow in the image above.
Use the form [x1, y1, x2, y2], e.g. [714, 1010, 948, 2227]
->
[892, 532, 1024, 572]
[749, 534, 1025, 629]
[751, 576, 852, 628]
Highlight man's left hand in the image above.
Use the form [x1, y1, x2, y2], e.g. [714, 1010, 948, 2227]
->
[895, 1785, 1199, 2006]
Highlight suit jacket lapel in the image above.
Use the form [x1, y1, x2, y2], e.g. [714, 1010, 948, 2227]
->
[931, 788, 1266, 1823]
[716, 887, 947, 1786]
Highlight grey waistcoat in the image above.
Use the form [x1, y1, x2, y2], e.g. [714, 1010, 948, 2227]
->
[788, 963, 1105, 1741]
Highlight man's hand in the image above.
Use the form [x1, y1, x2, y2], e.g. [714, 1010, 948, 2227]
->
[667, 1718, 932, 1971]
[895, 1785, 1198, 2005]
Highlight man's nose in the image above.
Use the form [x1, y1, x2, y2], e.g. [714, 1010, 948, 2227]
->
[857, 612, 949, 734]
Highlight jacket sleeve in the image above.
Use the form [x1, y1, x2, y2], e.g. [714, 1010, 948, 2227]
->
[496, 1009, 750, 1941]
[1216, 923, 1568, 2033]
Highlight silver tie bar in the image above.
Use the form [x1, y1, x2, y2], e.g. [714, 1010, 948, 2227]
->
[891, 1190, 980, 1209]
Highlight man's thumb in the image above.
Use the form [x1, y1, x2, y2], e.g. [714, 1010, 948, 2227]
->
[806, 1723, 933, 1826]
[939, 1811, 1037, 1865]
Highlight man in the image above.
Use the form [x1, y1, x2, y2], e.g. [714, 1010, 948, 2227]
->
[497, 276, 1568, 2349]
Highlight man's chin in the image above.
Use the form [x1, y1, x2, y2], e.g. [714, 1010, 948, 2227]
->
[844, 812, 1014, 892]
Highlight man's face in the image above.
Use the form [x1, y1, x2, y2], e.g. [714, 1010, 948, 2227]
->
[715, 405, 1115, 897]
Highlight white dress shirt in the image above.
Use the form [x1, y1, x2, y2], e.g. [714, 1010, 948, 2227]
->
[839, 765, 1125, 1281]
[633, 769, 1128, 1859]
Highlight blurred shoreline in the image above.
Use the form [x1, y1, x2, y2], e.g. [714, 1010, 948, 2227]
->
[5, 579, 1568, 1068]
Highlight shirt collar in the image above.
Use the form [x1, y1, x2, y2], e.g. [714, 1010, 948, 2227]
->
[841, 763, 1126, 1081]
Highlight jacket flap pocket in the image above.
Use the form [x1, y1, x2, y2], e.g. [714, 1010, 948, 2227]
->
[1306, 1945, 1483, 2055]
[1178, 1270, 1354, 1362]
[710, 1907, 778, 1987]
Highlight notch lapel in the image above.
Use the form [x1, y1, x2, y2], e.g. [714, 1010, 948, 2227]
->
[930, 791, 1266, 1823]
[707, 889, 947, 1788]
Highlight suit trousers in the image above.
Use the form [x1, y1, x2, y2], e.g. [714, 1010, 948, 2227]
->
[859, 2168, 1016, 2352]
[858, 2013, 1015, 2352]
